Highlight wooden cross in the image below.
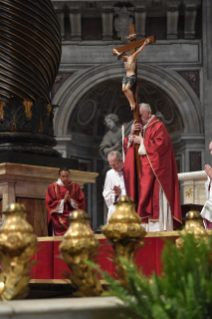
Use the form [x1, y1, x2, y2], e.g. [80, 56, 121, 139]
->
[113, 24, 154, 197]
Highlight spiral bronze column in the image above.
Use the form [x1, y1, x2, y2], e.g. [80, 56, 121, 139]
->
[0, 0, 61, 156]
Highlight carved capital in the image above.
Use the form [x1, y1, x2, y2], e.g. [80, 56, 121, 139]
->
[135, 1, 149, 12]
[166, 0, 181, 10]
[183, 0, 201, 9]
[66, 2, 82, 12]
[52, 1, 65, 12]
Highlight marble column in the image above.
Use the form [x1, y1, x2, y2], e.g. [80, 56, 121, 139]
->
[102, 7, 113, 41]
[166, 0, 181, 39]
[135, 2, 148, 39]
[203, 0, 212, 165]
[183, 0, 199, 39]
[67, 4, 82, 41]
[52, 2, 65, 40]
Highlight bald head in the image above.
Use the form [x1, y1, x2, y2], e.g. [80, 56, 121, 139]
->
[139, 103, 152, 125]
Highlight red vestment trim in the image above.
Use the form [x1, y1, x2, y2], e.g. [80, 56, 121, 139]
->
[45, 181, 86, 236]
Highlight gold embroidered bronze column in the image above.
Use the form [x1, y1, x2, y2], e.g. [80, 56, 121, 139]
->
[0, 0, 61, 156]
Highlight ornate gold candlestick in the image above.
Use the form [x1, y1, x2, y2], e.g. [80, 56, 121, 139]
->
[102, 196, 146, 287]
[59, 210, 103, 297]
[0, 203, 37, 301]
[176, 210, 207, 249]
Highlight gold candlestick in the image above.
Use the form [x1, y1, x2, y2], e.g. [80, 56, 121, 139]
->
[0, 203, 37, 300]
[102, 196, 146, 287]
[176, 210, 208, 249]
[59, 210, 103, 297]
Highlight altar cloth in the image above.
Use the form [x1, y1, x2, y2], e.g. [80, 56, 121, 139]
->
[30, 232, 178, 282]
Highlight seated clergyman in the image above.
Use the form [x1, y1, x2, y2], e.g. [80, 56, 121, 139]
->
[45, 167, 86, 236]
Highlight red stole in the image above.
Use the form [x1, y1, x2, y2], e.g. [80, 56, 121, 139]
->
[45, 181, 86, 236]
[123, 116, 182, 228]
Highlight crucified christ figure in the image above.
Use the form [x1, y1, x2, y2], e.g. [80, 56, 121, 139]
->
[113, 38, 150, 111]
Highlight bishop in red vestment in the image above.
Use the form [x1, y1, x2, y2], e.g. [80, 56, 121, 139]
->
[46, 168, 86, 236]
[123, 103, 182, 231]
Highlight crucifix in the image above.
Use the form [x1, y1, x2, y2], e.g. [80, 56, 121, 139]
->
[113, 24, 154, 194]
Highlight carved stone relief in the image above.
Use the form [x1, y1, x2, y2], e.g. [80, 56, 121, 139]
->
[177, 71, 199, 97]
[114, 6, 134, 41]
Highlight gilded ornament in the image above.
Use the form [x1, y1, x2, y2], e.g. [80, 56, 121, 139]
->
[23, 100, 33, 119]
[185, 188, 193, 197]
[59, 210, 104, 297]
[0, 101, 5, 120]
[176, 210, 207, 249]
[0, 203, 37, 301]
[102, 196, 146, 287]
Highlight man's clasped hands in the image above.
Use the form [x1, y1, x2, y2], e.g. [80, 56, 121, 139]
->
[64, 191, 71, 203]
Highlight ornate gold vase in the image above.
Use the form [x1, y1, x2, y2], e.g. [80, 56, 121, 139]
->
[59, 210, 103, 297]
[0, 203, 37, 300]
[102, 196, 146, 287]
[176, 210, 207, 249]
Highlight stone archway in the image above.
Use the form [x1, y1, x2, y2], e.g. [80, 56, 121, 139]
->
[52, 63, 204, 229]
[53, 63, 203, 137]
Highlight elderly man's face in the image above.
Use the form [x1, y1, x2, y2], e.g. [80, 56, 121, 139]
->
[60, 170, 71, 185]
[105, 118, 115, 130]
[108, 155, 123, 172]
[209, 142, 212, 155]
[139, 105, 152, 126]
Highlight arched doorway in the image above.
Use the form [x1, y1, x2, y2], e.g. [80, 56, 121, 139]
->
[53, 64, 204, 229]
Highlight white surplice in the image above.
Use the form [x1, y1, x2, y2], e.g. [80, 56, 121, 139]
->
[103, 169, 126, 223]
[200, 176, 212, 228]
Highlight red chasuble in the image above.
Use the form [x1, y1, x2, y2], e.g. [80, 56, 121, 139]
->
[45, 181, 86, 236]
[123, 116, 182, 228]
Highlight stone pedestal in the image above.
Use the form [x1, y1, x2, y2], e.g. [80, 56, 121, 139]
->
[0, 297, 135, 319]
[178, 170, 207, 205]
[0, 163, 98, 236]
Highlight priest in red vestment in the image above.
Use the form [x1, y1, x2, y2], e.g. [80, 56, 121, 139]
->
[46, 167, 86, 236]
[123, 103, 182, 231]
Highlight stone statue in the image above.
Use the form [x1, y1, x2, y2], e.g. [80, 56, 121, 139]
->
[99, 114, 131, 161]
[113, 38, 150, 111]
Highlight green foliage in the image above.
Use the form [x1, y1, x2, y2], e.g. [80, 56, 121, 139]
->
[86, 233, 212, 319]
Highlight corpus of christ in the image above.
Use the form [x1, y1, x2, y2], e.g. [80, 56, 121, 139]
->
[0, 0, 211, 316]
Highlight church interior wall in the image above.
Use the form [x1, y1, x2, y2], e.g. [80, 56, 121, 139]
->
[50, 0, 207, 228]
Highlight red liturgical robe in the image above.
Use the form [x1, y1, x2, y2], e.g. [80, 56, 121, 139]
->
[46, 180, 86, 236]
[123, 116, 182, 229]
